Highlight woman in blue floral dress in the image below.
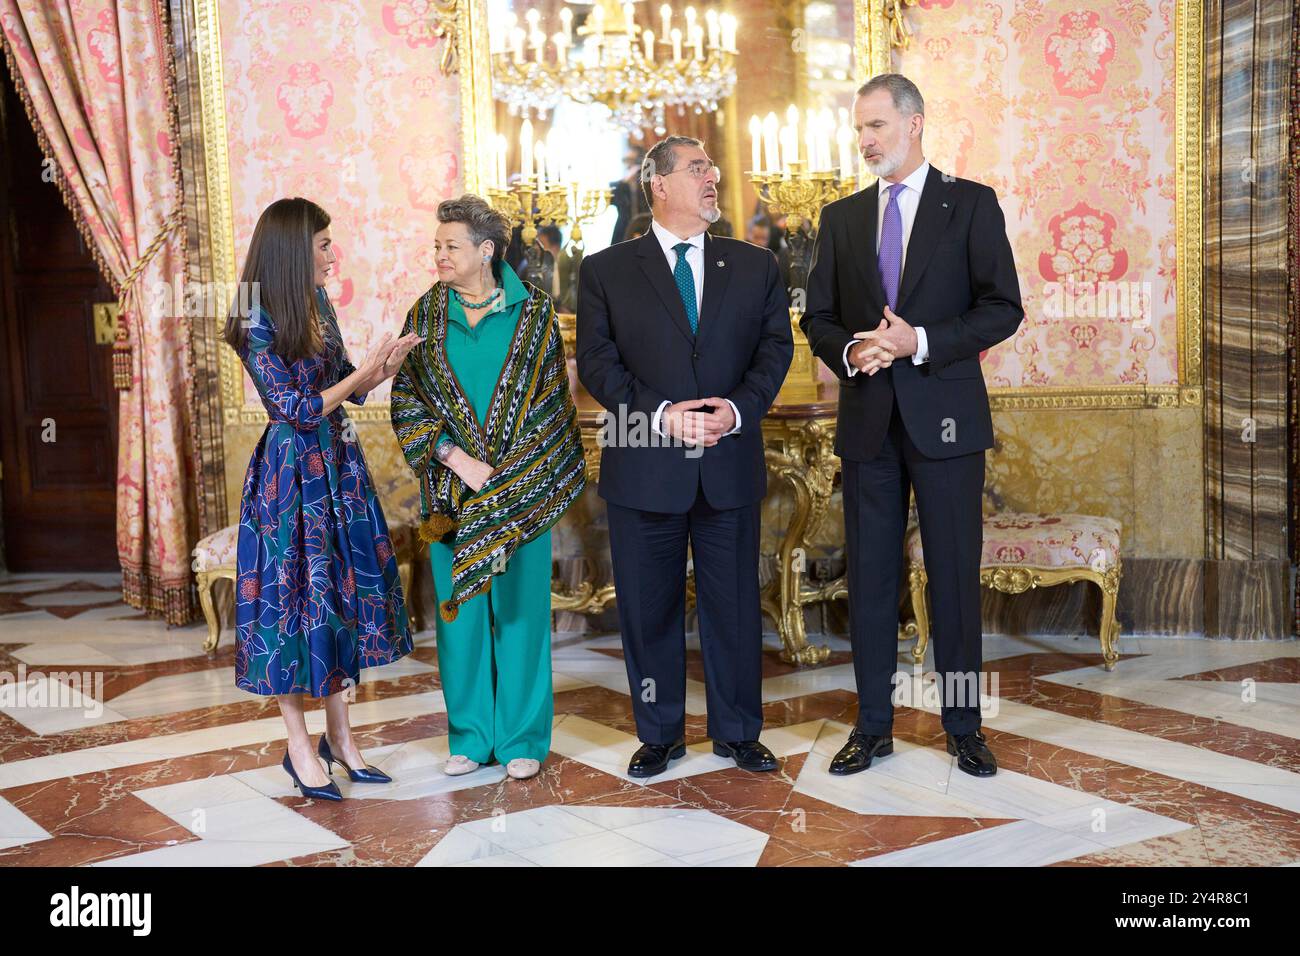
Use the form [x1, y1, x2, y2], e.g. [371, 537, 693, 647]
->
[223, 197, 422, 800]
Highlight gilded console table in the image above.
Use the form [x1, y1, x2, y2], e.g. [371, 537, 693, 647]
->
[552, 379, 843, 666]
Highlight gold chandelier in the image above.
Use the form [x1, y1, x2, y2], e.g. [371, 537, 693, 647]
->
[491, 0, 738, 136]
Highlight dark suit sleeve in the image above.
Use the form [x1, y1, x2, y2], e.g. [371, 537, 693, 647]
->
[576, 253, 671, 419]
[922, 185, 1024, 366]
[799, 205, 856, 381]
[724, 248, 794, 429]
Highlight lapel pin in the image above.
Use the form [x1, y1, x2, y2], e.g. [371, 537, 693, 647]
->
[717, 260, 724, 267]
[942, 202, 949, 208]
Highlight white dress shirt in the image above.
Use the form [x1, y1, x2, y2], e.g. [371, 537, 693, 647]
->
[843, 159, 932, 376]
[648, 218, 742, 437]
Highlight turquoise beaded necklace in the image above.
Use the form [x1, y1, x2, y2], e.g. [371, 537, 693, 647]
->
[450, 284, 502, 310]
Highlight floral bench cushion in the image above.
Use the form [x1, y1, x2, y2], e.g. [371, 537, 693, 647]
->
[906, 512, 1121, 572]
[192, 524, 238, 573]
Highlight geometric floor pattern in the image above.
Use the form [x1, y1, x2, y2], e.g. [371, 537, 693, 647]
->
[2, 573, 1300, 866]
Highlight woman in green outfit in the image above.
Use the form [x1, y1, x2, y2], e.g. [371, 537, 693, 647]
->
[391, 194, 586, 781]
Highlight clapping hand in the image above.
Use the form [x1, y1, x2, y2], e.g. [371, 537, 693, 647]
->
[381, 332, 423, 379]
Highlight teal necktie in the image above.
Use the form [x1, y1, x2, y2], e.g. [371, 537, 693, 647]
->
[672, 241, 699, 334]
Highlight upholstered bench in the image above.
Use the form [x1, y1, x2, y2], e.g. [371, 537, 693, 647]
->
[905, 512, 1122, 669]
[192, 521, 421, 652]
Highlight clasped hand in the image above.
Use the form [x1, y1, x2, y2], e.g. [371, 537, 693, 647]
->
[849, 306, 916, 376]
[662, 397, 735, 447]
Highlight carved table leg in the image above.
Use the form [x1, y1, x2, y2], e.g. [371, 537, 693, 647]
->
[908, 564, 930, 664]
[761, 419, 837, 666]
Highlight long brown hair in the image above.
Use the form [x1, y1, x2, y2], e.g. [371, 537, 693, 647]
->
[223, 197, 329, 361]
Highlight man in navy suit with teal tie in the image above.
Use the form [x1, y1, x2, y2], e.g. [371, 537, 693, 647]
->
[577, 135, 793, 778]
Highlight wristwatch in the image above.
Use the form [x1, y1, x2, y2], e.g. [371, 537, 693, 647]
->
[435, 438, 455, 463]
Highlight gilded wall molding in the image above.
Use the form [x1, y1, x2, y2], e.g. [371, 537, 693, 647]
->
[857, 0, 1204, 411]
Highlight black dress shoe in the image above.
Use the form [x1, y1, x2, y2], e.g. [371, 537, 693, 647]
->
[828, 732, 894, 776]
[712, 739, 777, 772]
[628, 739, 686, 778]
[947, 732, 997, 777]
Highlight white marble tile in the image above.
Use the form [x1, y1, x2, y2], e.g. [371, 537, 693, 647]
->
[9, 643, 124, 667]
[513, 829, 675, 866]
[757, 718, 825, 757]
[463, 805, 605, 851]
[108, 667, 245, 719]
[94, 838, 344, 867]
[0, 576, 60, 593]
[618, 810, 767, 861]
[1032, 802, 1190, 849]
[0, 673, 124, 735]
[552, 671, 593, 694]
[453, 853, 538, 866]
[417, 827, 519, 866]
[140, 774, 268, 814]
[559, 805, 688, 830]
[132, 777, 335, 843]
[0, 796, 51, 851]
[94, 640, 211, 666]
[852, 819, 1101, 867]
[943, 762, 1100, 819]
[676, 842, 767, 866]
[358, 655, 435, 683]
[20, 591, 122, 608]
[760, 663, 857, 702]
[93, 776, 350, 867]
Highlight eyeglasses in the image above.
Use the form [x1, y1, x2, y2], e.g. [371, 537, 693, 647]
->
[659, 161, 722, 183]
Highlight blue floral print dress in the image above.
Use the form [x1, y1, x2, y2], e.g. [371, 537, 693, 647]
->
[233, 288, 413, 696]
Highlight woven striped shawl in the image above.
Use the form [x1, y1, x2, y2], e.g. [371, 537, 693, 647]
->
[390, 280, 586, 622]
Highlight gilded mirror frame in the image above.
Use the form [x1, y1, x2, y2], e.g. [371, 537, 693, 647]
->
[196, 0, 1200, 421]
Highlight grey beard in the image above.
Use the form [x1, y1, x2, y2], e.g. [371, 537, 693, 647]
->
[864, 141, 909, 179]
[700, 203, 722, 224]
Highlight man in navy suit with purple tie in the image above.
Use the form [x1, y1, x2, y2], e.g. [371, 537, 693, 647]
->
[802, 74, 1024, 778]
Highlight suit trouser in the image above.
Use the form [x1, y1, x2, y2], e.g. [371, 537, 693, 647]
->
[843, 398, 985, 736]
[605, 488, 764, 744]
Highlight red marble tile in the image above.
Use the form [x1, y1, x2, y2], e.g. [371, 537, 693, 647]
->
[1175, 657, 1300, 684]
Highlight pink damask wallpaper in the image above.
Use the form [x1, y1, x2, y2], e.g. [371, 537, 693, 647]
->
[219, 0, 463, 405]
[900, 0, 1180, 390]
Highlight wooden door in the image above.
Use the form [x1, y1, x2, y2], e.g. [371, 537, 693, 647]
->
[0, 71, 119, 571]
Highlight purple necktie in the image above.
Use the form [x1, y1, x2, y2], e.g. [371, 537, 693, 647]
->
[878, 181, 906, 311]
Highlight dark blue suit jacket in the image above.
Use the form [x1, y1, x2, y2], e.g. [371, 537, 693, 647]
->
[576, 229, 793, 513]
[800, 165, 1024, 462]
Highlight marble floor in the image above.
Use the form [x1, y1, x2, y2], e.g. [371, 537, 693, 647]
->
[1, 573, 1299, 867]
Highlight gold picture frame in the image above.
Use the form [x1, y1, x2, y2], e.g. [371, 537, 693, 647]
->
[858, 0, 1202, 410]
[195, 0, 496, 426]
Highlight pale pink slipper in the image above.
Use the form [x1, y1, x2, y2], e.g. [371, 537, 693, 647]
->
[443, 754, 480, 776]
